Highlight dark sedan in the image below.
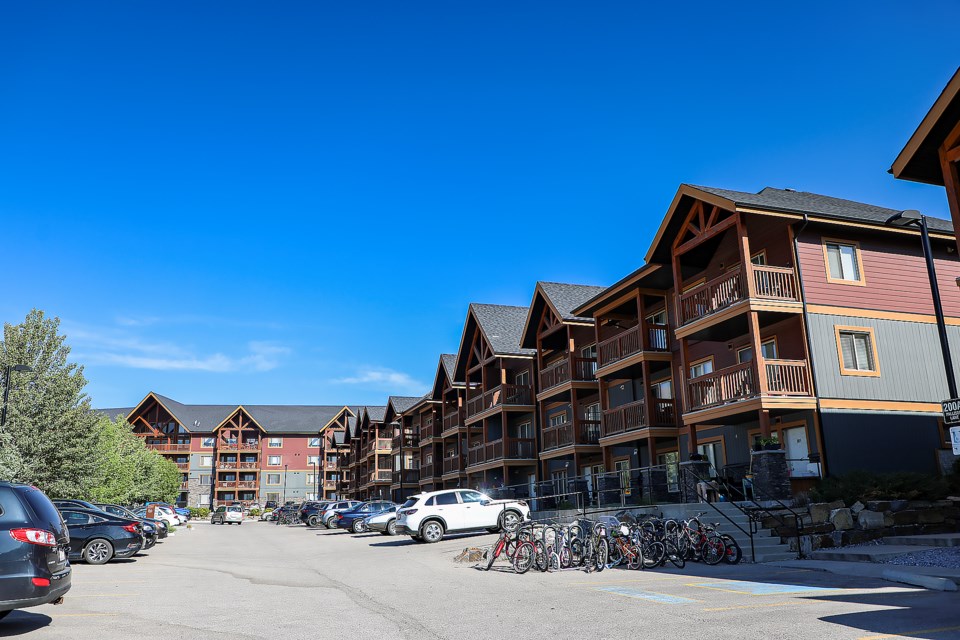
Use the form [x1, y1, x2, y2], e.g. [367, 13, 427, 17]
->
[94, 503, 161, 547]
[0, 483, 71, 621]
[58, 509, 143, 564]
[335, 501, 397, 533]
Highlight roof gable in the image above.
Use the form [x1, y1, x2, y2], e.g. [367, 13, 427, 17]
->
[891, 66, 960, 185]
[431, 354, 462, 399]
[520, 282, 606, 349]
[453, 303, 535, 380]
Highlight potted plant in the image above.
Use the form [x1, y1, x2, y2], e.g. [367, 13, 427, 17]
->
[758, 437, 780, 451]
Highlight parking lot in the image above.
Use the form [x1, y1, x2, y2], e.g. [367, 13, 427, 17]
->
[5, 520, 960, 640]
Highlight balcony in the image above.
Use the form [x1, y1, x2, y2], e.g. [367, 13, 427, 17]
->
[420, 418, 435, 440]
[391, 433, 418, 450]
[541, 419, 601, 451]
[175, 462, 190, 471]
[442, 409, 465, 434]
[679, 265, 799, 327]
[325, 460, 338, 470]
[601, 399, 675, 438]
[179, 481, 189, 490]
[149, 442, 190, 452]
[465, 384, 533, 418]
[539, 356, 598, 392]
[419, 463, 435, 480]
[466, 439, 536, 466]
[597, 324, 669, 369]
[687, 359, 812, 413]
[237, 480, 257, 489]
[443, 455, 463, 475]
[219, 441, 261, 452]
[370, 470, 392, 483]
[392, 469, 419, 484]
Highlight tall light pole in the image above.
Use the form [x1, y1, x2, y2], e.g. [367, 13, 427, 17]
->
[282, 463, 288, 504]
[309, 460, 318, 501]
[1, 364, 34, 429]
[886, 210, 958, 398]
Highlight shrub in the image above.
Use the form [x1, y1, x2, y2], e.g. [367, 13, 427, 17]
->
[189, 507, 210, 519]
[810, 470, 949, 505]
[248, 508, 261, 517]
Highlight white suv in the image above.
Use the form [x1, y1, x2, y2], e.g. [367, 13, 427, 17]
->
[396, 489, 529, 543]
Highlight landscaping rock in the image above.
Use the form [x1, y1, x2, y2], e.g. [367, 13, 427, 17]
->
[893, 510, 919, 525]
[858, 510, 885, 530]
[810, 502, 832, 524]
[889, 500, 910, 512]
[908, 501, 933, 510]
[829, 508, 854, 531]
[918, 510, 946, 525]
[866, 501, 891, 512]
[883, 513, 895, 527]
[851, 501, 865, 515]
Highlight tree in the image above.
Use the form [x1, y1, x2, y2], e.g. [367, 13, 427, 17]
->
[0, 310, 103, 497]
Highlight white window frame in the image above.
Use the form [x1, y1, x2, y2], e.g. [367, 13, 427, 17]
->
[266, 473, 281, 485]
[268, 437, 283, 448]
[200, 455, 213, 467]
[267, 455, 282, 466]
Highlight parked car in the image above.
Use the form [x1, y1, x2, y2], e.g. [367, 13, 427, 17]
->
[260, 508, 275, 521]
[298, 502, 330, 526]
[395, 489, 529, 543]
[0, 482, 71, 621]
[146, 502, 188, 521]
[317, 500, 362, 529]
[362, 505, 400, 536]
[93, 504, 161, 548]
[264, 500, 278, 510]
[211, 505, 244, 525]
[137, 505, 181, 527]
[335, 501, 397, 533]
[58, 508, 143, 564]
[131, 507, 173, 532]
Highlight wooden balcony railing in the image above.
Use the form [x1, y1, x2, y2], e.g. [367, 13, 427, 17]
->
[218, 461, 238, 470]
[506, 439, 536, 459]
[542, 419, 601, 450]
[179, 481, 189, 490]
[175, 462, 189, 470]
[149, 442, 190, 451]
[467, 445, 484, 466]
[679, 269, 745, 326]
[442, 409, 464, 433]
[597, 325, 669, 368]
[237, 480, 257, 489]
[485, 439, 504, 462]
[443, 456, 463, 474]
[764, 359, 812, 395]
[419, 463, 434, 480]
[602, 400, 646, 437]
[753, 265, 798, 300]
[421, 418, 435, 440]
[392, 469, 419, 484]
[539, 356, 598, 391]
[465, 384, 533, 417]
[688, 361, 757, 411]
[325, 461, 338, 470]
[219, 441, 261, 452]
[371, 470, 392, 483]
[391, 434, 418, 449]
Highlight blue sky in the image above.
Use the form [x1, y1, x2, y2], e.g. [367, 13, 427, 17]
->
[2, 2, 958, 408]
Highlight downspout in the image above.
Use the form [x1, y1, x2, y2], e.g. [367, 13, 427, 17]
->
[792, 214, 826, 476]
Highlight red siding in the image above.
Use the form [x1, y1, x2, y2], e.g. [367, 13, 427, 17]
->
[797, 229, 960, 317]
[263, 435, 321, 471]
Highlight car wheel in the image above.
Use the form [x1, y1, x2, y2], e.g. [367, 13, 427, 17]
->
[84, 538, 114, 565]
[0, 610, 11, 621]
[238, 521, 242, 526]
[500, 511, 521, 531]
[308, 516, 319, 527]
[352, 520, 364, 534]
[420, 520, 444, 543]
[386, 520, 397, 536]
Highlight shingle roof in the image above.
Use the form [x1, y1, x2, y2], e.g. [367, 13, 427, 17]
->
[470, 303, 536, 356]
[94, 407, 133, 420]
[538, 282, 608, 322]
[440, 354, 457, 382]
[363, 406, 386, 423]
[333, 430, 347, 445]
[691, 185, 953, 233]
[387, 395, 423, 416]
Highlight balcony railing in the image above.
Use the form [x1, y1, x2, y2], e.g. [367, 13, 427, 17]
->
[219, 441, 261, 452]
[442, 409, 464, 433]
[325, 460, 338, 470]
[175, 462, 190, 470]
[465, 384, 533, 417]
[179, 481, 189, 490]
[371, 470, 392, 483]
[391, 434, 418, 450]
[542, 419, 601, 450]
[420, 418, 435, 440]
[237, 480, 257, 489]
[149, 442, 190, 452]
[679, 265, 800, 326]
[392, 469, 419, 484]
[443, 456, 462, 474]
[686, 359, 812, 410]
[467, 445, 484, 466]
[601, 399, 675, 437]
[597, 324, 669, 368]
[419, 463, 434, 480]
[539, 356, 598, 391]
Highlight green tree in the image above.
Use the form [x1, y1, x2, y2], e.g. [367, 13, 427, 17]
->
[0, 310, 103, 497]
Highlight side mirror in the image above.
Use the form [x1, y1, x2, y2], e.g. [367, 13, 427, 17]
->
[480, 500, 491, 506]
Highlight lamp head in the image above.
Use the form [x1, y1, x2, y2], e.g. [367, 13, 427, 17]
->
[11, 365, 32, 373]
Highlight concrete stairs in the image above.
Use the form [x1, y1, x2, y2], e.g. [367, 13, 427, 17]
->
[659, 502, 797, 563]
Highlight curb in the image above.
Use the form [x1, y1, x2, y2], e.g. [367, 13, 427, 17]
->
[881, 568, 959, 592]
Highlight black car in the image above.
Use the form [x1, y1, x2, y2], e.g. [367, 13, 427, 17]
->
[93, 503, 161, 547]
[0, 483, 71, 620]
[58, 508, 143, 564]
[298, 501, 330, 526]
[264, 500, 278, 510]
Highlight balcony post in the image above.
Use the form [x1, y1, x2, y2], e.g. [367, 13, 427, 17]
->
[687, 424, 699, 456]
[641, 360, 653, 427]
[637, 292, 649, 351]
[759, 409, 772, 440]
[736, 213, 757, 298]
[747, 310, 769, 394]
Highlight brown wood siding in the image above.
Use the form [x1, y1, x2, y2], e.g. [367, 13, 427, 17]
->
[797, 229, 960, 317]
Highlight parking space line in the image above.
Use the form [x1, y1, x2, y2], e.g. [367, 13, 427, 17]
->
[687, 581, 844, 596]
[595, 586, 699, 604]
[53, 613, 120, 618]
[703, 601, 818, 612]
[857, 626, 960, 640]
[69, 593, 140, 598]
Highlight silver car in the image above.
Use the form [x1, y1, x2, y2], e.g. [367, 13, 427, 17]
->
[211, 505, 244, 525]
[365, 505, 399, 536]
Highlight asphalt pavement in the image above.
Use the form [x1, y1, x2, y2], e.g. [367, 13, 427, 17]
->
[4, 519, 960, 639]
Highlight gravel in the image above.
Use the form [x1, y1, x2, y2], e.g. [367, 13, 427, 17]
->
[881, 547, 960, 568]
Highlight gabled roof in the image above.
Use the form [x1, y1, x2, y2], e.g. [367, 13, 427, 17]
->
[891, 67, 960, 185]
[453, 303, 536, 381]
[520, 281, 606, 349]
[440, 354, 457, 384]
[107, 392, 359, 434]
[646, 184, 951, 264]
[361, 405, 386, 425]
[431, 354, 463, 399]
[384, 395, 425, 423]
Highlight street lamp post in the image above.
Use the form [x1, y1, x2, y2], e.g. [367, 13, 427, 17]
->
[282, 463, 288, 504]
[1, 364, 34, 429]
[310, 461, 318, 501]
[886, 210, 959, 398]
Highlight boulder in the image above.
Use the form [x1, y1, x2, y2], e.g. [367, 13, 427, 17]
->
[883, 513, 895, 527]
[893, 510, 919, 525]
[829, 508, 854, 531]
[857, 510, 885, 530]
[889, 500, 910, 513]
[809, 502, 832, 524]
[908, 500, 933, 510]
[866, 501, 891, 512]
[918, 510, 946, 524]
[851, 501, 866, 514]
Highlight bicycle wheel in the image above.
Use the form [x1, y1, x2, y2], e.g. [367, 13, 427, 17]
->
[720, 535, 742, 565]
[665, 540, 686, 569]
[570, 539, 584, 567]
[626, 544, 643, 571]
[607, 540, 623, 568]
[484, 538, 504, 571]
[642, 541, 664, 569]
[594, 538, 609, 572]
[549, 551, 561, 572]
[701, 534, 726, 566]
[533, 541, 549, 572]
[559, 544, 571, 569]
[513, 541, 536, 574]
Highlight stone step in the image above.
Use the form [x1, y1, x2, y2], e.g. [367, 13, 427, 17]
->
[810, 544, 939, 562]
[755, 551, 800, 563]
[884, 533, 960, 547]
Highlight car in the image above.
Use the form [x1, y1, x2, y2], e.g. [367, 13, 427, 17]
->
[146, 502, 189, 522]
[131, 507, 172, 533]
[58, 508, 143, 564]
[211, 505, 244, 525]
[142, 505, 181, 527]
[363, 505, 400, 536]
[259, 508, 275, 521]
[0, 483, 71, 621]
[264, 500, 278, 510]
[335, 501, 397, 533]
[395, 489, 529, 543]
[92, 504, 158, 549]
[317, 500, 362, 528]
[298, 501, 330, 526]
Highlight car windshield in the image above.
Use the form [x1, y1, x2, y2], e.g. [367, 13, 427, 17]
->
[227, 507, 241, 512]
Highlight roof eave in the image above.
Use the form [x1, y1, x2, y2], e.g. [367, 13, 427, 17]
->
[891, 67, 960, 185]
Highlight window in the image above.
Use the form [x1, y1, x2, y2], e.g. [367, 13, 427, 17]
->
[266, 473, 281, 485]
[435, 492, 459, 506]
[326, 454, 337, 464]
[823, 240, 864, 285]
[737, 338, 778, 363]
[689, 358, 714, 379]
[515, 421, 533, 439]
[200, 455, 213, 467]
[515, 370, 529, 387]
[305, 474, 316, 485]
[265, 492, 280, 503]
[307, 455, 319, 466]
[268, 437, 282, 448]
[836, 327, 880, 376]
[549, 412, 567, 428]
[750, 251, 767, 266]
[308, 437, 321, 447]
[201, 437, 215, 447]
[646, 309, 667, 325]
[268, 455, 281, 466]
[650, 379, 672, 400]
[697, 441, 723, 478]
[199, 474, 211, 486]
[199, 494, 210, 506]
[583, 402, 602, 422]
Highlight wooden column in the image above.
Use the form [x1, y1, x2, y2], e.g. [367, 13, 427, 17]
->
[759, 409, 772, 440]
[736, 212, 756, 298]
[939, 120, 960, 254]
[647, 435, 658, 465]
[687, 425, 699, 456]
[747, 310, 769, 393]
[641, 360, 653, 427]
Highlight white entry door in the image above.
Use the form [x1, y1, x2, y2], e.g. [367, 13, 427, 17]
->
[783, 426, 815, 477]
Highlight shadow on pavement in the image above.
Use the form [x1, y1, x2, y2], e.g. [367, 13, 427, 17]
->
[0, 611, 51, 635]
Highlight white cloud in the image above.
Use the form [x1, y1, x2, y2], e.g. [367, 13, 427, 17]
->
[333, 367, 425, 394]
